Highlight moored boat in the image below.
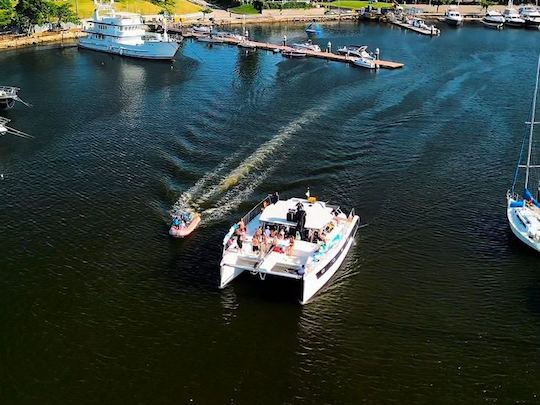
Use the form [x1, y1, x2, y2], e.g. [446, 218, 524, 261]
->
[305, 22, 322, 34]
[507, 55, 540, 252]
[483, 9, 505, 24]
[503, 1, 525, 27]
[519, 5, 540, 29]
[282, 49, 307, 58]
[79, 0, 179, 60]
[219, 192, 360, 304]
[353, 55, 376, 69]
[292, 40, 321, 52]
[444, 7, 464, 26]
[0, 86, 29, 109]
[169, 213, 201, 238]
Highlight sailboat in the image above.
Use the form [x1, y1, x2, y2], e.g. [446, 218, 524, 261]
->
[507, 55, 540, 252]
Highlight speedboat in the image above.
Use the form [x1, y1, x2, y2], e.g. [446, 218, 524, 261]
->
[353, 56, 376, 69]
[519, 5, 540, 29]
[482, 11, 505, 29]
[169, 212, 201, 238]
[79, 0, 179, 60]
[337, 45, 373, 58]
[410, 17, 441, 35]
[292, 40, 321, 52]
[220, 192, 360, 304]
[503, 1, 525, 27]
[444, 7, 464, 26]
[507, 55, 540, 252]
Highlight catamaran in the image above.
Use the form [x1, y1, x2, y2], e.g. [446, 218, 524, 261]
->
[79, 0, 179, 60]
[507, 55, 540, 252]
[220, 192, 360, 304]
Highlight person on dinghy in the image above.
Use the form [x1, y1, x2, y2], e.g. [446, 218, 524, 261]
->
[172, 216, 181, 229]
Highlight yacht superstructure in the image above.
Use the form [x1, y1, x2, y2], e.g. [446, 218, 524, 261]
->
[220, 193, 360, 304]
[79, 0, 179, 60]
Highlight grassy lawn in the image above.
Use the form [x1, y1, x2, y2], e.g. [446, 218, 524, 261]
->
[65, 0, 201, 18]
[322, 1, 393, 10]
[229, 4, 259, 14]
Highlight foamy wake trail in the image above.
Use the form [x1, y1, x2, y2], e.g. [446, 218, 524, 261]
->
[170, 106, 322, 222]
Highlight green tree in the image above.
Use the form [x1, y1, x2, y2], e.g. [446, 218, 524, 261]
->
[480, 0, 495, 11]
[49, 2, 79, 28]
[15, 0, 51, 33]
[150, 0, 175, 14]
[0, 0, 15, 29]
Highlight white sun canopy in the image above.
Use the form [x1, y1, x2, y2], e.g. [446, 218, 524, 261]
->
[259, 198, 334, 230]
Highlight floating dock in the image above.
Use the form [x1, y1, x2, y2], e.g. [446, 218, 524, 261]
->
[180, 31, 404, 69]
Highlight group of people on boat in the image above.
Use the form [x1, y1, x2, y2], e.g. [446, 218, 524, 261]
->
[171, 212, 193, 229]
[229, 220, 297, 257]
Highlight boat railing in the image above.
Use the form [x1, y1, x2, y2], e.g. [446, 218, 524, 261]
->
[241, 195, 272, 227]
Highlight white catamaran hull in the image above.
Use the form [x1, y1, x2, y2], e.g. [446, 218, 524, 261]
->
[507, 205, 540, 252]
[79, 39, 179, 60]
[220, 215, 359, 304]
[301, 217, 359, 304]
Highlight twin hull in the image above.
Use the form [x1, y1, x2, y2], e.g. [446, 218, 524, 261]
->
[220, 216, 359, 304]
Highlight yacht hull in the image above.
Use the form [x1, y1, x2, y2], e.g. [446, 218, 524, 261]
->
[444, 17, 463, 26]
[301, 216, 359, 304]
[78, 39, 179, 60]
[507, 203, 540, 252]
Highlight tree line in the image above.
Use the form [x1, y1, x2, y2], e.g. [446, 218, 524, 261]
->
[0, 0, 79, 33]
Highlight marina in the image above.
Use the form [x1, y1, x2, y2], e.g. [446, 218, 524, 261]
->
[181, 30, 404, 69]
[2, 12, 540, 405]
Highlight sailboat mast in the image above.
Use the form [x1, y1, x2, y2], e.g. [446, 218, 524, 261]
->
[524, 55, 540, 190]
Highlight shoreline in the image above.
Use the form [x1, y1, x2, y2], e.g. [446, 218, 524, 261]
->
[0, 4, 532, 52]
[0, 30, 85, 51]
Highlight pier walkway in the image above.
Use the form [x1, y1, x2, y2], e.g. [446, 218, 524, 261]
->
[180, 31, 404, 69]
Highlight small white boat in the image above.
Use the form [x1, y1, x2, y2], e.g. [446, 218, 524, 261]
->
[519, 5, 540, 29]
[220, 193, 360, 304]
[191, 25, 212, 34]
[483, 9, 505, 24]
[337, 45, 373, 58]
[444, 7, 464, 26]
[198, 35, 224, 44]
[507, 55, 540, 252]
[503, 1, 525, 27]
[353, 56, 376, 69]
[282, 49, 307, 58]
[292, 40, 321, 52]
[410, 17, 441, 35]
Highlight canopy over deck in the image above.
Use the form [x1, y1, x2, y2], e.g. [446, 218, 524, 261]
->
[259, 198, 335, 230]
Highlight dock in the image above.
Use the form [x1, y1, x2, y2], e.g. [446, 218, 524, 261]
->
[179, 31, 404, 70]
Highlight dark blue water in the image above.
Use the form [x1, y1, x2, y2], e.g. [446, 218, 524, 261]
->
[1, 22, 540, 403]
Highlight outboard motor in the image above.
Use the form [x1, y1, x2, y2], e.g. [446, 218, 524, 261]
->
[296, 207, 306, 238]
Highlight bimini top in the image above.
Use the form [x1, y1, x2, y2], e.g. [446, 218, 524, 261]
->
[259, 198, 335, 230]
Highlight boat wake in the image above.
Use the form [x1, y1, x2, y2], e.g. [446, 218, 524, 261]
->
[170, 107, 321, 223]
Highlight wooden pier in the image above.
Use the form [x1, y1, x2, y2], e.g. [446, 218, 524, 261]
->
[179, 31, 404, 70]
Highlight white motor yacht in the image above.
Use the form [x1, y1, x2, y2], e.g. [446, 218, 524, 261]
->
[483, 9, 505, 24]
[503, 1, 526, 27]
[507, 56, 540, 252]
[220, 193, 360, 304]
[292, 40, 321, 52]
[79, 0, 179, 60]
[519, 5, 540, 29]
[444, 7, 464, 26]
[337, 45, 376, 58]
[410, 17, 441, 35]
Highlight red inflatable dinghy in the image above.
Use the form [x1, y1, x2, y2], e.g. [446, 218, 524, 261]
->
[169, 214, 201, 238]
